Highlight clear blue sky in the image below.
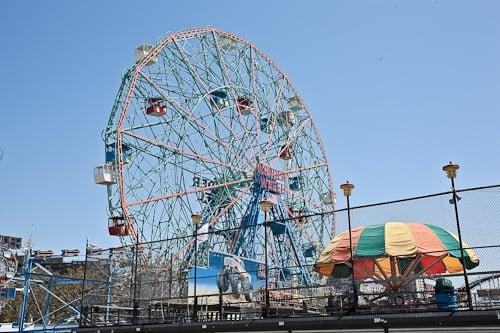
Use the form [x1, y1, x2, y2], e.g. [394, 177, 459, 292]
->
[0, 0, 499, 251]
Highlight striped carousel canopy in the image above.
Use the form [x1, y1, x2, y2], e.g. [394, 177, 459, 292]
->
[315, 222, 479, 284]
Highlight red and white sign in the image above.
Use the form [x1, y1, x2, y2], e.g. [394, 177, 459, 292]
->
[255, 164, 285, 194]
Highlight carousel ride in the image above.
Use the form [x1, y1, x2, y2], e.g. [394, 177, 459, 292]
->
[315, 221, 480, 307]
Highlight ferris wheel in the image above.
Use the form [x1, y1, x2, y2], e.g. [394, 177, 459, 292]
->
[95, 28, 335, 284]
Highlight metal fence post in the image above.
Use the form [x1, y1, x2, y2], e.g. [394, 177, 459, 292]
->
[132, 238, 139, 323]
[443, 162, 473, 310]
[79, 241, 89, 327]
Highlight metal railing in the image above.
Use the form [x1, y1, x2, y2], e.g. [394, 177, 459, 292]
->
[79, 184, 500, 327]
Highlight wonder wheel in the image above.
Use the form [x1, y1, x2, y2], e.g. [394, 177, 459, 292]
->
[95, 28, 335, 285]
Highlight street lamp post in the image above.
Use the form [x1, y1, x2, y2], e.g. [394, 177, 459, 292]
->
[340, 181, 358, 312]
[259, 199, 273, 318]
[442, 162, 473, 310]
[132, 230, 139, 323]
[191, 212, 202, 321]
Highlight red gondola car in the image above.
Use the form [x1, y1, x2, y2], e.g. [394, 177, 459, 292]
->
[145, 97, 167, 116]
[236, 97, 253, 115]
[279, 145, 293, 160]
[108, 216, 132, 236]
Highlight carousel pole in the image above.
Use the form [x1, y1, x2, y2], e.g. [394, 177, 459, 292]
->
[442, 162, 473, 310]
[340, 181, 358, 312]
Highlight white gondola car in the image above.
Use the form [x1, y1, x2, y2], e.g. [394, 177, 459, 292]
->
[94, 164, 116, 185]
[278, 111, 296, 128]
[287, 95, 303, 111]
[321, 191, 336, 205]
[135, 44, 158, 66]
[219, 37, 236, 51]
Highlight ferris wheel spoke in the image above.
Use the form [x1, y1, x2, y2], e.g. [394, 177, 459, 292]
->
[184, 37, 225, 86]
[171, 38, 255, 166]
[160, 49, 202, 100]
[269, 117, 312, 167]
[151, 194, 182, 243]
[211, 31, 257, 160]
[157, 185, 252, 270]
[126, 177, 252, 207]
[122, 157, 160, 205]
[283, 185, 327, 212]
[260, 77, 286, 162]
[194, 50, 258, 167]
[250, 49, 287, 164]
[137, 71, 249, 167]
[248, 46, 263, 161]
[279, 162, 329, 177]
[206, 185, 251, 229]
[122, 130, 247, 174]
[284, 206, 315, 244]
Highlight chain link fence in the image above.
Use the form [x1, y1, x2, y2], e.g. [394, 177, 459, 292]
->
[79, 184, 500, 326]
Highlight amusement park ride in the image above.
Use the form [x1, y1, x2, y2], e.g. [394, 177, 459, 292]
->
[2, 27, 499, 333]
[93, 27, 336, 293]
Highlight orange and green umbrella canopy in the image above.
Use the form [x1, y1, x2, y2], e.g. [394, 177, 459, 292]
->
[315, 222, 479, 288]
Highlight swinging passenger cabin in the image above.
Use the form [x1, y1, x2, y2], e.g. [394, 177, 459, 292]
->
[94, 164, 116, 185]
[289, 175, 302, 191]
[260, 117, 275, 134]
[210, 90, 229, 109]
[279, 145, 293, 160]
[145, 97, 167, 116]
[236, 96, 253, 115]
[135, 44, 158, 66]
[94, 143, 132, 186]
[278, 111, 296, 128]
[108, 216, 132, 237]
[287, 95, 303, 112]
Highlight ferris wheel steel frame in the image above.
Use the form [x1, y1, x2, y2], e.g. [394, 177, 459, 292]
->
[103, 27, 336, 287]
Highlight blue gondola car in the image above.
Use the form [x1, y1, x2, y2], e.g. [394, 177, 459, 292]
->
[303, 244, 316, 258]
[210, 90, 229, 109]
[270, 222, 286, 235]
[105, 143, 131, 163]
[0, 288, 16, 300]
[289, 176, 302, 191]
[260, 117, 275, 134]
